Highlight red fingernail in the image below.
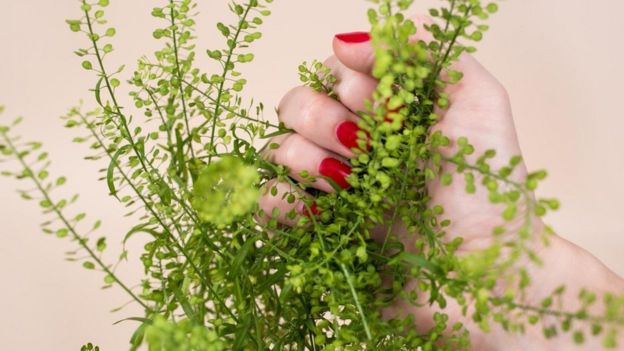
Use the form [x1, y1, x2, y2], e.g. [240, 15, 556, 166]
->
[301, 202, 321, 218]
[319, 158, 352, 189]
[335, 31, 370, 44]
[336, 121, 370, 151]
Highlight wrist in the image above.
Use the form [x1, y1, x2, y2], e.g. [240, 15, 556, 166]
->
[528, 231, 624, 303]
[491, 225, 624, 350]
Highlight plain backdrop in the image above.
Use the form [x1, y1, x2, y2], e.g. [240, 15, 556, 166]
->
[1, 0, 623, 349]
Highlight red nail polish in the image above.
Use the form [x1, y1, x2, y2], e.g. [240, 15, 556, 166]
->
[319, 158, 352, 189]
[337, 121, 369, 151]
[302, 202, 321, 218]
[335, 31, 370, 44]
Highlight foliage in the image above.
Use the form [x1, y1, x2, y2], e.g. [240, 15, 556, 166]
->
[1, 0, 623, 350]
[81, 343, 101, 351]
[145, 316, 225, 351]
[191, 156, 260, 227]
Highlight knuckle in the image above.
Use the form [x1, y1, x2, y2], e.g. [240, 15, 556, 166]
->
[277, 86, 305, 120]
[267, 133, 303, 169]
[278, 86, 324, 130]
[261, 133, 288, 162]
[299, 91, 326, 132]
[323, 55, 338, 69]
[280, 134, 304, 168]
[489, 81, 510, 103]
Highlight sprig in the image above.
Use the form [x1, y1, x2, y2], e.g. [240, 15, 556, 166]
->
[1, 0, 623, 350]
[0, 117, 148, 311]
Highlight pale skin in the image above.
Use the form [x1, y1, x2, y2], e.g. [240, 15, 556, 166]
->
[258, 16, 624, 350]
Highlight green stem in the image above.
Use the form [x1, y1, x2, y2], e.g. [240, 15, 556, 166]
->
[502, 300, 624, 326]
[169, 0, 195, 160]
[145, 87, 176, 166]
[84, 2, 227, 264]
[425, 0, 468, 100]
[191, 1, 255, 163]
[441, 155, 523, 189]
[1, 131, 149, 310]
[84, 3, 200, 230]
[76, 112, 237, 322]
[379, 164, 411, 255]
[182, 80, 284, 130]
[340, 263, 373, 341]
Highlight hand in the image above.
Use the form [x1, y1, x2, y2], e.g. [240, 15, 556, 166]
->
[258, 17, 624, 351]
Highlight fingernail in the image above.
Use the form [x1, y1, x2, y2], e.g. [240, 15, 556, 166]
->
[301, 201, 321, 218]
[335, 31, 370, 44]
[319, 158, 352, 189]
[336, 121, 370, 151]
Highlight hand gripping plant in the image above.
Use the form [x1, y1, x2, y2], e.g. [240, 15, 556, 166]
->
[1, 0, 623, 350]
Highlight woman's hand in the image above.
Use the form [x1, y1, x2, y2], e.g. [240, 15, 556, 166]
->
[258, 16, 624, 351]
[260, 16, 524, 250]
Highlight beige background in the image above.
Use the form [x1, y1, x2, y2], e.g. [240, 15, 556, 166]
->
[1, 0, 623, 349]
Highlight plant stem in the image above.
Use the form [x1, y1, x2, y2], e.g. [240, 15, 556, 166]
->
[191, 1, 255, 163]
[182, 80, 284, 130]
[340, 263, 373, 341]
[169, 0, 195, 161]
[0, 130, 149, 310]
[77, 112, 238, 322]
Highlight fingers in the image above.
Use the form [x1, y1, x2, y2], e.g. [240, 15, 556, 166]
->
[332, 16, 502, 99]
[263, 133, 352, 193]
[262, 56, 376, 227]
[323, 55, 377, 113]
[278, 86, 368, 158]
[261, 53, 376, 228]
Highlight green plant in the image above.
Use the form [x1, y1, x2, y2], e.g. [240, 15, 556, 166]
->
[1, 0, 623, 350]
[81, 343, 101, 351]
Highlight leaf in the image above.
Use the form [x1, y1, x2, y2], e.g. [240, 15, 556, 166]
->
[94, 76, 104, 107]
[96, 237, 106, 252]
[123, 223, 160, 244]
[256, 266, 287, 292]
[107, 145, 130, 199]
[171, 284, 197, 323]
[260, 127, 293, 139]
[396, 252, 443, 275]
[191, 157, 260, 227]
[129, 319, 149, 351]
[233, 316, 253, 350]
[174, 128, 188, 182]
[230, 237, 255, 278]
[113, 316, 150, 326]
